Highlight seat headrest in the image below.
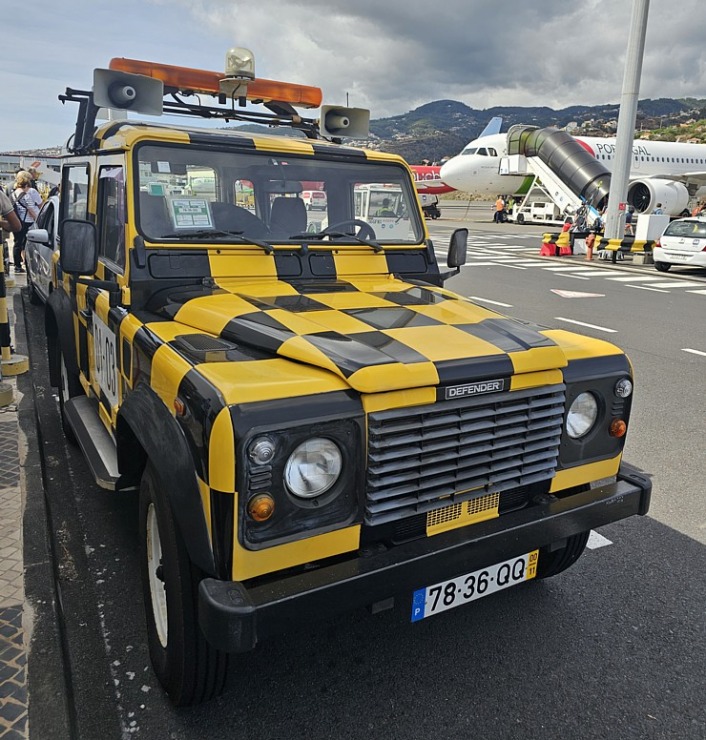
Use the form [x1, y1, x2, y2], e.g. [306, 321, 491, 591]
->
[211, 202, 269, 239]
[270, 197, 308, 236]
[139, 193, 171, 238]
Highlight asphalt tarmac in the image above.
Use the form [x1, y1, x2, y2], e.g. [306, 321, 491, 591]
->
[16, 208, 706, 739]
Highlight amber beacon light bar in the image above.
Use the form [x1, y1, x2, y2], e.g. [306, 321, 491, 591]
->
[108, 56, 323, 109]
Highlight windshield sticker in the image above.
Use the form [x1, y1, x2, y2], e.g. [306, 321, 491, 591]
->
[168, 197, 213, 229]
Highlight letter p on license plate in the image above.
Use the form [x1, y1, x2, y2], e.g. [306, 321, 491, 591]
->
[411, 551, 538, 622]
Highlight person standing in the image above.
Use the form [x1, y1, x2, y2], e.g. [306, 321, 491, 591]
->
[26, 167, 44, 210]
[652, 202, 664, 215]
[1, 189, 22, 274]
[624, 206, 635, 235]
[11, 171, 40, 273]
[494, 195, 505, 223]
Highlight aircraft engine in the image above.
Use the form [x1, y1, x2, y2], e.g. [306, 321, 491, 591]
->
[626, 179, 690, 216]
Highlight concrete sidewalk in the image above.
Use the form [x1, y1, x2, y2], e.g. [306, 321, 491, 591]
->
[0, 274, 71, 739]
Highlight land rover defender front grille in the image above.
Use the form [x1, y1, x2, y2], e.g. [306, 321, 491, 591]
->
[365, 384, 565, 526]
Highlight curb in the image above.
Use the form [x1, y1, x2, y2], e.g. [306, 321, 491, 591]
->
[14, 288, 73, 739]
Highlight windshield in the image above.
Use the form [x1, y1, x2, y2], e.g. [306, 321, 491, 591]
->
[664, 219, 706, 238]
[135, 143, 424, 246]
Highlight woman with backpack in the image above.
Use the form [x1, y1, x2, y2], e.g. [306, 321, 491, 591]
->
[11, 171, 39, 273]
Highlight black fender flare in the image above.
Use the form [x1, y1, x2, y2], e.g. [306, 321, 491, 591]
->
[45, 288, 80, 388]
[118, 383, 216, 576]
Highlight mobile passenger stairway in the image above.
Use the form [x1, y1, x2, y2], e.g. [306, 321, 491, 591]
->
[501, 125, 610, 226]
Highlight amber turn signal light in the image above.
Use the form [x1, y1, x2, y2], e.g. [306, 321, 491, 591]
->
[609, 419, 627, 438]
[248, 494, 275, 522]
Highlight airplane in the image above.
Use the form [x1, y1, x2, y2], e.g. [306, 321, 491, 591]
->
[408, 118, 505, 197]
[439, 122, 706, 216]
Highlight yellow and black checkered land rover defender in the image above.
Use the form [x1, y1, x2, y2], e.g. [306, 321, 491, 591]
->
[45, 55, 651, 705]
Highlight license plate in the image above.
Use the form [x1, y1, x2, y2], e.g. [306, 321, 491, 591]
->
[411, 551, 538, 622]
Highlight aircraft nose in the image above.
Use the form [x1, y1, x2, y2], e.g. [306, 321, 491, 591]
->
[440, 157, 466, 190]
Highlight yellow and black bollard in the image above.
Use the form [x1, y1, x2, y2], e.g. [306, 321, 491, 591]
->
[0, 253, 29, 387]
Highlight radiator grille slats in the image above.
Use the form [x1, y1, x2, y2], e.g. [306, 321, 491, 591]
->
[365, 384, 565, 525]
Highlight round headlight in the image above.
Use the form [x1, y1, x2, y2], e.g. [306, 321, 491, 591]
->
[615, 378, 633, 398]
[566, 392, 599, 439]
[284, 438, 342, 499]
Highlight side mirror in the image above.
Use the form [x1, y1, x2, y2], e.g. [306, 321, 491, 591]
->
[448, 228, 468, 268]
[59, 219, 98, 275]
[438, 228, 468, 283]
[26, 228, 50, 245]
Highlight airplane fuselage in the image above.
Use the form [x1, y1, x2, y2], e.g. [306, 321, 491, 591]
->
[440, 132, 706, 200]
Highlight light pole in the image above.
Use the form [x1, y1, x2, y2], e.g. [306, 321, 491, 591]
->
[604, 0, 650, 242]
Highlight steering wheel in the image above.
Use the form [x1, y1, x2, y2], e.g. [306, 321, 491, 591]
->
[321, 219, 376, 241]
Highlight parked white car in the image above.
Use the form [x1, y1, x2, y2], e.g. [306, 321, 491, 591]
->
[301, 190, 327, 211]
[653, 216, 706, 272]
[25, 195, 60, 304]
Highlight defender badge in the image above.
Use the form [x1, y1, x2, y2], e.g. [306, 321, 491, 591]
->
[445, 378, 506, 400]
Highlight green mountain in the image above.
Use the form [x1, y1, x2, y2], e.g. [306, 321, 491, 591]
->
[371, 98, 706, 163]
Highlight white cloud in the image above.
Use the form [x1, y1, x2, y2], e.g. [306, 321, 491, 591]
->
[1, 0, 704, 150]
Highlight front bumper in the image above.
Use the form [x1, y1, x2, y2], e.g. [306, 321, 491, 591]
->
[198, 463, 651, 653]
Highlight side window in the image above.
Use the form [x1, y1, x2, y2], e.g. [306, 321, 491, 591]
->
[97, 166, 126, 270]
[61, 164, 90, 221]
[36, 202, 54, 232]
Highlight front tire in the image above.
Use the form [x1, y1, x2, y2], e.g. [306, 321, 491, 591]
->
[654, 261, 671, 272]
[534, 531, 590, 579]
[139, 463, 228, 706]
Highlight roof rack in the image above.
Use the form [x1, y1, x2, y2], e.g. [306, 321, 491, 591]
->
[59, 51, 369, 154]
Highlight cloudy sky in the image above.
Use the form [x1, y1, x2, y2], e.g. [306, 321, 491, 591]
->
[2, 0, 704, 151]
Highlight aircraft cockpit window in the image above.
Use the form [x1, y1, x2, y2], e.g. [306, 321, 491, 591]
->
[477, 148, 488, 156]
[462, 148, 477, 156]
[487, 148, 497, 157]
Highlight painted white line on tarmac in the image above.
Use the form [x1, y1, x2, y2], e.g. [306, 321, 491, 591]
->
[543, 266, 590, 271]
[626, 284, 669, 293]
[561, 274, 591, 280]
[477, 255, 519, 261]
[688, 289, 706, 295]
[587, 531, 613, 549]
[555, 317, 618, 333]
[469, 296, 514, 308]
[682, 348, 706, 357]
[648, 281, 705, 289]
[568, 269, 616, 276]
[606, 275, 664, 282]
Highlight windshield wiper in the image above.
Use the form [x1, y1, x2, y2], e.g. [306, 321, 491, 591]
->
[291, 230, 384, 253]
[147, 229, 274, 254]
